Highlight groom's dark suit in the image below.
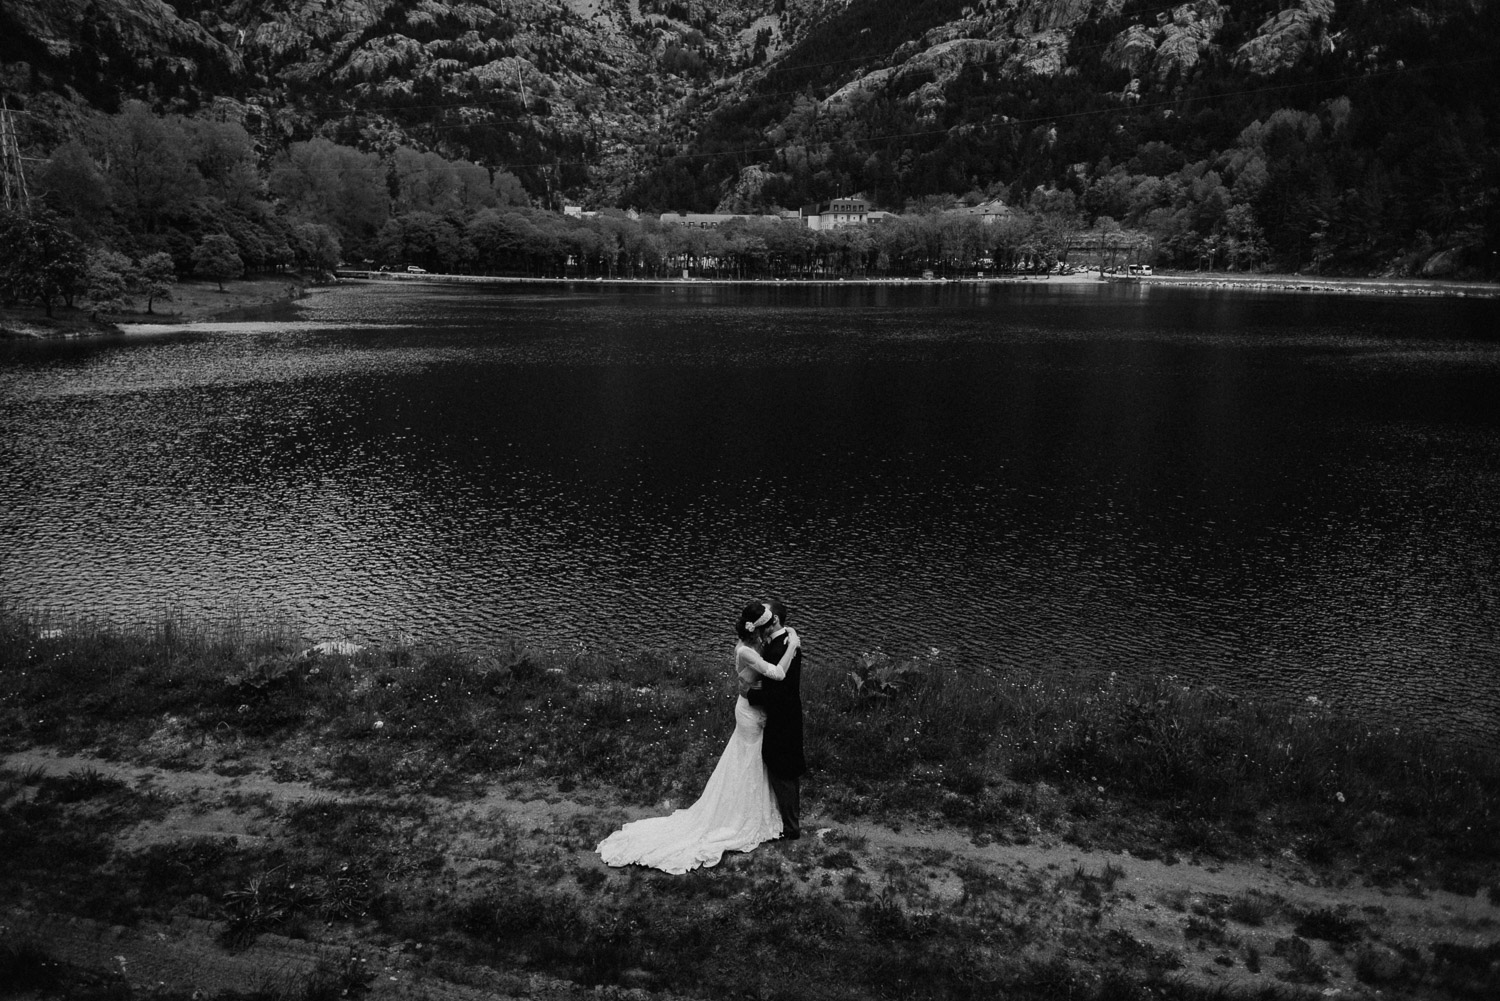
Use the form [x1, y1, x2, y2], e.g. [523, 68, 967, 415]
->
[747, 627, 804, 838]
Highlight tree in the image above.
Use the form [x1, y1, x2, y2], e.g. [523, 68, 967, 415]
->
[293, 223, 342, 274]
[491, 169, 530, 208]
[268, 139, 389, 251]
[83, 249, 136, 318]
[36, 142, 110, 231]
[1221, 204, 1268, 271]
[99, 101, 203, 231]
[192, 234, 244, 290]
[0, 210, 88, 317]
[185, 118, 261, 209]
[137, 252, 177, 313]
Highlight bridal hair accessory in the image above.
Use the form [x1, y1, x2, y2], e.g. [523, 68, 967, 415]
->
[745, 605, 773, 631]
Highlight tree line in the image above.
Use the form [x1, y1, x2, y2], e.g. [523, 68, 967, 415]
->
[366, 187, 1142, 280]
[0, 99, 532, 315]
[3, 98, 1159, 317]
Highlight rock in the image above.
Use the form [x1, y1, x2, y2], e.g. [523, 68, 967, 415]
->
[1106, 24, 1157, 76]
[1354, 944, 1407, 984]
[618, 967, 655, 989]
[1421, 249, 1460, 277]
[1237, 0, 1335, 75]
[298, 640, 364, 659]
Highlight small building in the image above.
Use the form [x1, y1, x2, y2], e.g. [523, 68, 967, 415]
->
[950, 199, 1013, 225]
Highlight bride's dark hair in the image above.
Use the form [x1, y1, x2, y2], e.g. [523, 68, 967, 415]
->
[736, 600, 769, 642]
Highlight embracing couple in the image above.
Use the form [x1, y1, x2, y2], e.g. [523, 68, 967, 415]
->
[596, 598, 805, 874]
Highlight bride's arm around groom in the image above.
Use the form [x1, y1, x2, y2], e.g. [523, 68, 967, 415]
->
[736, 627, 800, 695]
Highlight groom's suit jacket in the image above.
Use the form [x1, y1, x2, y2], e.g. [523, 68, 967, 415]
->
[748, 628, 805, 778]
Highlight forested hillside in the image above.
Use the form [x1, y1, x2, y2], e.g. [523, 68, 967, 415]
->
[630, 0, 1500, 275]
[2, 0, 1497, 280]
[1, 0, 843, 199]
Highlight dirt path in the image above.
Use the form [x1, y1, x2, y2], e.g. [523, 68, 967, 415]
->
[6, 748, 1497, 999]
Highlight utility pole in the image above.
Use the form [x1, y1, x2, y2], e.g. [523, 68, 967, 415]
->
[1, 96, 31, 215]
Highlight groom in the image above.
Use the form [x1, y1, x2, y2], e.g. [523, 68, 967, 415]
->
[748, 598, 805, 839]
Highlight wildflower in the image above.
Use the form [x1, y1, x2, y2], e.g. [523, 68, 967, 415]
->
[1335, 791, 1345, 803]
[374, 720, 385, 729]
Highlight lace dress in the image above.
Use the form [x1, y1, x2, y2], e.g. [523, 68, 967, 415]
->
[596, 694, 783, 873]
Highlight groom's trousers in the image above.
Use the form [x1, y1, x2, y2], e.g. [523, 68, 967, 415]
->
[769, 771, 800, 838]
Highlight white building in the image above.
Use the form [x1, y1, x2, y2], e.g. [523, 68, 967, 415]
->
[802, 196, 894, 230]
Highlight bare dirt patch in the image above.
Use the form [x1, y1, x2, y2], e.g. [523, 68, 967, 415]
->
[6, 747, 1496, 1000]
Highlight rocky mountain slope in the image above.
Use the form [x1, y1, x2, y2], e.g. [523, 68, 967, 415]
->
[2, 0, 851, 199]
[3, 0, 1496, 274]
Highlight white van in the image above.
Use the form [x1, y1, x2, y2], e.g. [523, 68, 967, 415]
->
[407, 265, 427, 274]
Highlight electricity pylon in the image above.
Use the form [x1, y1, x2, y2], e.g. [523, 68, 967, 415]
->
[1, 96, 31, 215]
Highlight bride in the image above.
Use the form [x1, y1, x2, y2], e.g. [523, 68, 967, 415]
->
[596, 600, 801, 873]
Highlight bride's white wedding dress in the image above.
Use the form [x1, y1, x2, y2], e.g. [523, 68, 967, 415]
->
[596, 694, 782, 873]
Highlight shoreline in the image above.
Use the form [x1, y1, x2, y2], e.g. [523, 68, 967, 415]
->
[331, 268, 1500, 299]
[1141, 270, 1500, 298]
[0, 275, 316, 340]
[7, 268, 1495, 343]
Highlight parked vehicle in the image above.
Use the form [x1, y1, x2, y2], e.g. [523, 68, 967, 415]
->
[407, 265, 427, 274]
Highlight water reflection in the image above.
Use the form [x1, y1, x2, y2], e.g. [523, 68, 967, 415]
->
[3, 282, 1498, 741]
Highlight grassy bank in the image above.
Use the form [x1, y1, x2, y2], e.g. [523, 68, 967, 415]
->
[1, 276, 314, 340]
[0, 306, 121, 339]
[111, 276, 314, 324]
[2, 609, 1497, 1000]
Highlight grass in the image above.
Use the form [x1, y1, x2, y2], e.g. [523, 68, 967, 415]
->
[1, 606, 1498, 1000]
[3, 606, 1497, 885]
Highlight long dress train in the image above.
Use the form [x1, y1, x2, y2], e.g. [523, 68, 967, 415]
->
[596, 695, 782, 873]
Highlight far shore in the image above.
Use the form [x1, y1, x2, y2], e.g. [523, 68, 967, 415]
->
[6, 267, 1497, 342]
[332, 267, 1500, 299]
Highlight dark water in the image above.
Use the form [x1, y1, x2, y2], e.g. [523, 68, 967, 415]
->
[3, 281, 1498, 738]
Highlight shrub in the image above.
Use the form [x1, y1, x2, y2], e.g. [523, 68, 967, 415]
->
[1294, 905, 1364, 945]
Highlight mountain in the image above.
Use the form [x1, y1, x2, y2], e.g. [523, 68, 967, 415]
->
[1, 0, 850, 200]
[3, 0, 1497, 275]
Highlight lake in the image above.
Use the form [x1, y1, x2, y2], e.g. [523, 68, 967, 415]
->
[3, 280, 1497, 740]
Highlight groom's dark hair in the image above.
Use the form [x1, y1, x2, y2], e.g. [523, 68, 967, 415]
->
[769, 598, 788, 624]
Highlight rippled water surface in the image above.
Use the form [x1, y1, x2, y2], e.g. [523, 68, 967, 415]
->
[4, 281, 1498, 738]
